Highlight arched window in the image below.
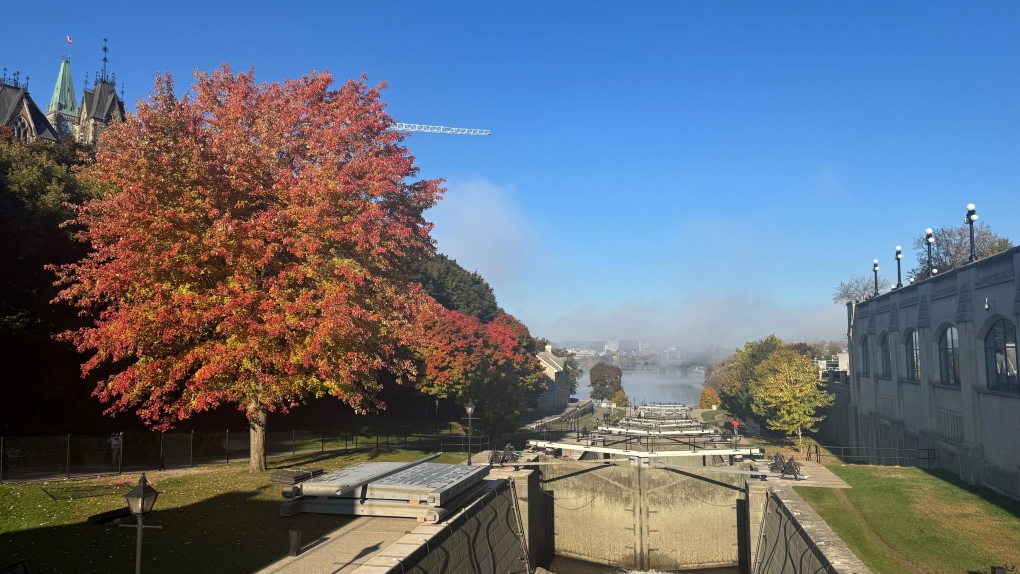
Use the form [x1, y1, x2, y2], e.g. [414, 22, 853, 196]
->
[860, 336, 870, 375]
[905, 331, 921, 381]
[985, 320, 1018, 393]
[939, 327, 960, 386]
[880, 335, 891, 377]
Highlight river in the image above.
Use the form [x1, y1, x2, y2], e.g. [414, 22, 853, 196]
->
[574, 369, 706, 405]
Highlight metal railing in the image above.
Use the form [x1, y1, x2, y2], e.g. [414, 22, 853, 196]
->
[807, 444, 936, 468]
[0, 427, 490, 484]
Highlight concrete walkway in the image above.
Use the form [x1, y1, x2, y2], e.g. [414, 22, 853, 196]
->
[255, 516, 417, 574]
[783, 459, 851, 488]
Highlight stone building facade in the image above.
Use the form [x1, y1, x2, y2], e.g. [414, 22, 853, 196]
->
[3, 44, 124, 146]
[847, 245, 1020, 500]
[536, 345, 571, 411]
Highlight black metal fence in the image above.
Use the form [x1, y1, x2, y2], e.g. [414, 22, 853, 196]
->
[808, 444, 936, 468]
[0, 428, 490, 484]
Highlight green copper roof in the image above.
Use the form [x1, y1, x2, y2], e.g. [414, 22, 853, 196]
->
[47, 55, 78, 118]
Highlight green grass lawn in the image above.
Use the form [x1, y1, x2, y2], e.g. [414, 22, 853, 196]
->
[795, 465, 1020, 574]
[701, 409, 729, 426]
[0, 449, 466, 574]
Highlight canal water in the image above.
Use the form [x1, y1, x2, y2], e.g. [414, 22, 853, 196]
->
[575, 370, 706, 405]
[547, 555, 738, 574]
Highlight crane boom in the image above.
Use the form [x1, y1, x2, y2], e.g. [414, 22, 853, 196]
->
[392, 123, 491, 136]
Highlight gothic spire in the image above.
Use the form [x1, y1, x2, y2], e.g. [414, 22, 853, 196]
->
[101, 38, 109, 83]
[47, 55, 78, 117]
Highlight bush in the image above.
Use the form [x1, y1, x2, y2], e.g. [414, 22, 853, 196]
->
[699, 387, 720, 409]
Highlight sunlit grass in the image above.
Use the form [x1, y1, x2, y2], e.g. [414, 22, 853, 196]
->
[795, 465, 1020, 574]
[0, 449, 466, 574]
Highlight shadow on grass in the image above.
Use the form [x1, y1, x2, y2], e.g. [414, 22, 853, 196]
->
[1, 488, 358, 574]
[921, 467, 1020, 521]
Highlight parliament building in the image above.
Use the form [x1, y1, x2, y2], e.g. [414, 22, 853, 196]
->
[0, 41, 125, 146]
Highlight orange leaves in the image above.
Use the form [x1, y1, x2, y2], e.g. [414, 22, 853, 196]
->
[52, 65, 442, 431]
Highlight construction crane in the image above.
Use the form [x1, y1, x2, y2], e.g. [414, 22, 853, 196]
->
[391, 123, 490, 136]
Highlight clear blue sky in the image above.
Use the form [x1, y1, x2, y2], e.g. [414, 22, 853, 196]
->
[4, 2, 1018, 348]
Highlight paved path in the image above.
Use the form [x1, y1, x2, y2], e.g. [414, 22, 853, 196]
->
[786, 459, 851, 488]
[255, 516, 417, 574]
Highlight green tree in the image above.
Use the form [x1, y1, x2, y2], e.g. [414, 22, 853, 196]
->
[418, 253, 500, 323]
[0, 130, 100, 435]
[589, 362, 623, 401]
[552, 348, 584, 395]
[704, 354, 737, 393]
[699, 387, 720, 410]
[718, 335, 785, 419]
[749, 348, 834, 451]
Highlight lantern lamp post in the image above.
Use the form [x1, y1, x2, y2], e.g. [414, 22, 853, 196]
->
[895, 246, 903, 288]
[123, 473, 160, 574]
[873, 259, 879, 297]
[965, 203, 978, 262]
[465, 399, 475, 466]
[926, 228, 935, 278]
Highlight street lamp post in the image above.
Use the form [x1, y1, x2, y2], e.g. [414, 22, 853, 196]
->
[926, 228, 935, 278]
[965, 203, 979, 262]
[435, 398, 439, 431]
[465, 400, 475, 466]
[895, 246, 903, 288]
[123, 473, 160, 574]
[873, 259, 879, 297]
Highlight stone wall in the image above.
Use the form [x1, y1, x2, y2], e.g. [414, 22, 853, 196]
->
[754, 486, 872, 574]
[352, 479, 529, 574]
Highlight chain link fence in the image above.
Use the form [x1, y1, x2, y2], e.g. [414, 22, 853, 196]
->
[0, 427, 490, 483]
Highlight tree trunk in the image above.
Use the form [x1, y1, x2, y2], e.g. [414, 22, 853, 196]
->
[249, 407, 268, 473]
[796, 427, 803, 453]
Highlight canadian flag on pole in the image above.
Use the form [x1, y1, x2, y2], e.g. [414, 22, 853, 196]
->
[66, 35, 73, 45]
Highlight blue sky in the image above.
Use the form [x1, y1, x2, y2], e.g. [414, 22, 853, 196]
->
[4, 2, 1018, 348]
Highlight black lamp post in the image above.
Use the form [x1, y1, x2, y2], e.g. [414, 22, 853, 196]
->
[925, 228, 935, 278]
[123, 473, 160, 574]
[435, 398, 439, 431]
[895, 246, 903, 288]
[873, 259, 880, 296]
[465, 399, 475, 466]
[965, 203, 978, 262]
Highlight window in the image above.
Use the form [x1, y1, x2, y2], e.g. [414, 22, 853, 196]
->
[860, 336, 870, 375]
[880, 335, 891, 377]
[905, 331, 921, 381]
[985, 320, 1018, 393]
[939, 327, 961, 386]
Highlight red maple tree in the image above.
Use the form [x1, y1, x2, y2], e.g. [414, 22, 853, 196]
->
[52, 66, 441, 471]
[414, 301, 545, 435]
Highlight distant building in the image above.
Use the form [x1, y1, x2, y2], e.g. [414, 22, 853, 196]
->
[536, 345, 571, 410]
[3, 41, 125, 147]
[846, 245, 1020, 501]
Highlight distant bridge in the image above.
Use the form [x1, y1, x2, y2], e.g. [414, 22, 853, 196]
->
[636, 359, 709, 376]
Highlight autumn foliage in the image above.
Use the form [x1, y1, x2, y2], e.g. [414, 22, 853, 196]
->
[413, 301, 545, 435]
[698, 386, 720, 410]
[52, 66, 442, 470]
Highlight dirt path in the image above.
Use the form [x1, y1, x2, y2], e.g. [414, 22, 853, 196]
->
[832, 488, 920, 573]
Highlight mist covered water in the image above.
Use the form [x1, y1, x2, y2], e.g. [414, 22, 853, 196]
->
[575, 370, 706, 405]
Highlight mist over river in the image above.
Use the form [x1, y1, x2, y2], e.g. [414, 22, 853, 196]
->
[574, 369, 706, 405]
